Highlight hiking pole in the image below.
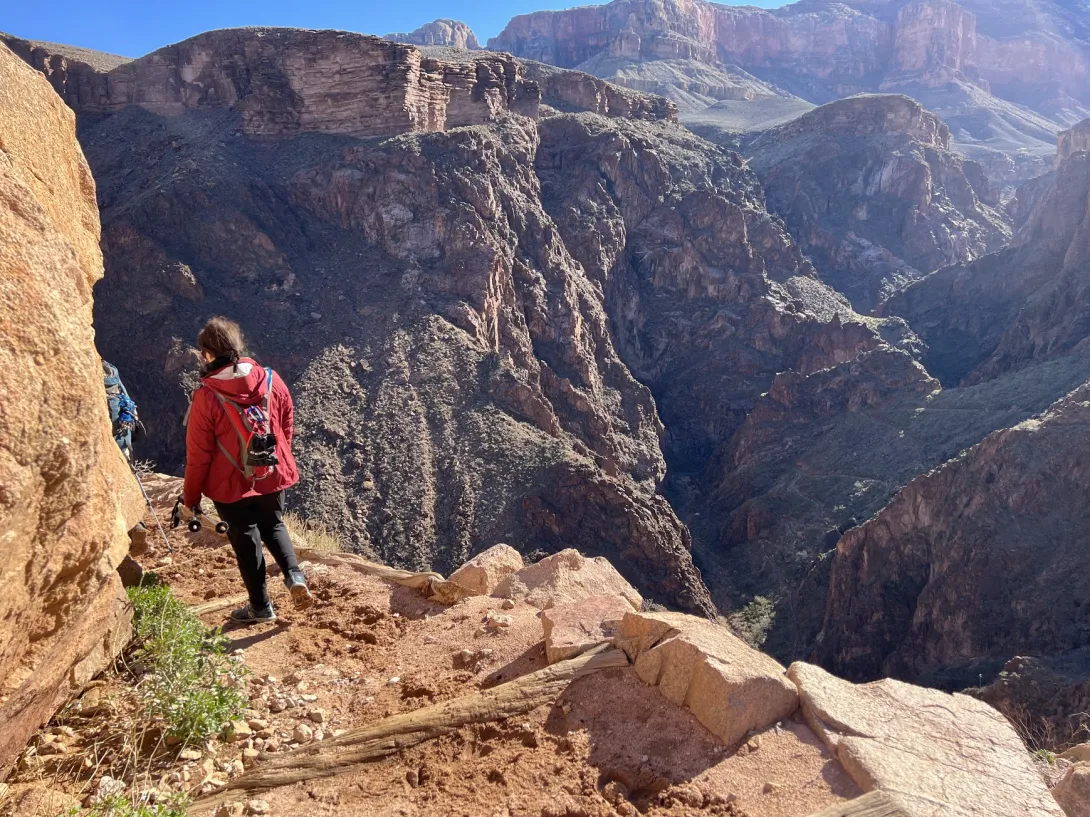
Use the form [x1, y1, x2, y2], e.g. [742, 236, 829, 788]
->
[129, 461, 174, 554]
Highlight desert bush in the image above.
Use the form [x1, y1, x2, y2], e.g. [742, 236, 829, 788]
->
[727, 596, 777, 649]
[66, 794, 189, 817]
[284, 511, 343, 553]
[126, 585, 247, 743]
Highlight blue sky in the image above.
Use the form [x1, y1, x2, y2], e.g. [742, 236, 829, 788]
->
[3, 0, 784, 59]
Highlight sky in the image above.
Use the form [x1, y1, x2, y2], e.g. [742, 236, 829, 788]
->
[2, 0, 783, 59]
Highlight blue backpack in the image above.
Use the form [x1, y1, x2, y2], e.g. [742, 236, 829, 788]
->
[103, 360, 138, 459]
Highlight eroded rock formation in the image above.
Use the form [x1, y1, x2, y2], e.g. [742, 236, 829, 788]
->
[385, 19, 481, 50]
[4, 29, 541, 138]
[816, 383, 1090, 692]
[746, 94, 1009, 311]
[886, 132, 1090, 385]
[490, 0, 1087, 178]
[0, 43, 142, 777]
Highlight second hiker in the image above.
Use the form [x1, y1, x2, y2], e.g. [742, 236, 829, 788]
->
[182, 316, 313, 623]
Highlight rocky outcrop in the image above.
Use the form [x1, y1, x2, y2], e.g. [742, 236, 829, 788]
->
[0, 43, 142, 778]
[816, 383, 1090, 691]
[1059, 117, 1090, 164]
[495, 549, 643, 611]
[385, 19, 481, 50]
[886, 145, 1090, 385]
[7, 28, 540, 138]
[789, 662, 1064, 816]
[448, 544, 524, 596]
[1054, 763, 1090, 817]
[616, 611, 799, 746]
[520, 60, 677, 121]
[746, 94, 1009, 311]
[541, 594, 632, 663]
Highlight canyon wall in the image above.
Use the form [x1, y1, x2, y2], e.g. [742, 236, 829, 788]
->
[3, 29, 541, 138]
[0, 43, 143, 778]
[490, 0, 1090, 108]
[746, 95, 1008, 311]
[817, 383, 1090, 688]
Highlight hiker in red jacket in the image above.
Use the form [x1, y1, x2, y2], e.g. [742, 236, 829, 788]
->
[183, 316, 313, 623]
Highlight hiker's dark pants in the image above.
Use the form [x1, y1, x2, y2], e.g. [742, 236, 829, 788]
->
[214, 491, 300, 611]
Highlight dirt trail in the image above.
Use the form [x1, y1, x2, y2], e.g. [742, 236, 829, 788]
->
[7, 475, 859, 817]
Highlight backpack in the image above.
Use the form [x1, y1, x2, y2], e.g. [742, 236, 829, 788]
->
[103, 361, 138, 458]
[211, 367, 280, 481]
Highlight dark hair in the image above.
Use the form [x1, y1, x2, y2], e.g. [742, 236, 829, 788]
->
[197, 316, 247, 365]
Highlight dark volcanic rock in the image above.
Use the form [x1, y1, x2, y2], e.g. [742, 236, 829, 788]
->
[817, 383, 1090, 691]
[746, 94, 1009, 311]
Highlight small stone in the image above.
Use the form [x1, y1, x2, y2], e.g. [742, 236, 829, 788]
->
[265, 675, 278, 686]
[746, 735, 761, 752]
[90, 775, 127, 804]
[179, 748, 202, 761]
[263, 738, 281, 752]
[241, 748, 260, 768]
[314, 730, 326, 742]
[388, 676, 400, 685]
[246, 799, 271, 815]
[156, 556, 173, 567]
[226, 720, 253, 742]
[293, 724, 314, 744]
[485, 612, 513, 630]
[501, 599, 515, 610]
[454, 649, 476, 668]
[300, 694, 318, 703]
[38, 741, 68, 756]
[268, 699, 287, 714]
[215, 803, 245, 817]
[227, 759, 245, 777]
[307, 709, 326, 724]
[762, 782, 780, 795]
[479, 648, 493, 658]
[248, 719, 269, 731]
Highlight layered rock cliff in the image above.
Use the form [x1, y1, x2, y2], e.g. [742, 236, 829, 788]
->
[490, 0, 1086, 178]
[745, 94, 1009, 311]
[0, 43, 142, 777]
[886, 130, 1090, 385]
[385, 19, 481, 49]
[817, 383, 1090, 693]
[3, 28, 541, 138]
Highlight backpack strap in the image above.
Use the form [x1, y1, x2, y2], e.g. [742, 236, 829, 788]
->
[212, 392, 256, 478]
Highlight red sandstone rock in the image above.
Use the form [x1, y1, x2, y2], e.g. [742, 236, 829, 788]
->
[540, 594, 632, 663]
[789, 662, 1064, 817]
[448, 544, 525, 596]
[616, 611, 799, 747]
[0, 42, 143, 777]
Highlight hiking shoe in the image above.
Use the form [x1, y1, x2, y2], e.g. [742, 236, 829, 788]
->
[286, 571, 314, 611]
[230, 604, 276, 624]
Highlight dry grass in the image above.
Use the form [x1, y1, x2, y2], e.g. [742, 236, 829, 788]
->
[284, 512, 343, 554]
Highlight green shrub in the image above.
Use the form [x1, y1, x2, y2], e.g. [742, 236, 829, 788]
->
[728, 596, 777, 649]
[66, 794, 189, 817]
[126, 585, 247, 743]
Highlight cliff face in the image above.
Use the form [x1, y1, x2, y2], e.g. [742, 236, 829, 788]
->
[0, 43, 142, 777]
[490, 0, 1087, 178]
[3, 28, 541, 138]
[886, 138, 1090, 386]
[385, 19, 481, 50]
[817, 383, 1090, 688]
[746, 95, 1009, 311]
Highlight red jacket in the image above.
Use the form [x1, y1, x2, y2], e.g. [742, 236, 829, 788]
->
[183, 358, 299, 507]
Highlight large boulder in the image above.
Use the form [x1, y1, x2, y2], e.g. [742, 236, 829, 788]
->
[541, 594, 632, 664]
[615, 611, 798, 747]
[0, 43, 142, 778]
[448, 544, 524, 596]
[1054, 763, 1090, 817]
[788, 662, 1064, 817]
[494, 549, 643, 611]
